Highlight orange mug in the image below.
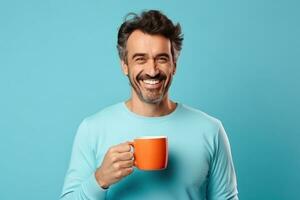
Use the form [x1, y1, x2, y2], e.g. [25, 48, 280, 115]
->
[129, 136, 168, 170]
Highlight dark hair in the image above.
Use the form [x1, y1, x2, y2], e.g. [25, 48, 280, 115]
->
[117, 10, 183, 64]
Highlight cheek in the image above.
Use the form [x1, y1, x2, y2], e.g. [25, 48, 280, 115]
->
[166, 69, 175, 84]
[128, 68, 141, 83]
[165, 68, 175, 79]
[162, 63, 175, 73]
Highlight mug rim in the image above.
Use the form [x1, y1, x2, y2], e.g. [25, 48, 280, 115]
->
[135, 136, 167, 139]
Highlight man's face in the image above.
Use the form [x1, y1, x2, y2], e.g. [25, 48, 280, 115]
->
[122, 30, 176, 104]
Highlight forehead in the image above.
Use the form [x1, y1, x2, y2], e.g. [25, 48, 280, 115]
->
[126, 30, 172, 57]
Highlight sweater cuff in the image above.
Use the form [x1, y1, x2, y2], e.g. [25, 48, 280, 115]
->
[82, 173, 107, 199]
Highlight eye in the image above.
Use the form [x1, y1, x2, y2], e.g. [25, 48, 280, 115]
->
[157, 56, 169, 64]
[135, 57, 146, 64]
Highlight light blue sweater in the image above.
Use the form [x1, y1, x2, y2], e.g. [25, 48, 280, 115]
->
[60, 102, 238, 200]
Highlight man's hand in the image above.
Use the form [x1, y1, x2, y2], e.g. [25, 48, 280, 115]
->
[95, 142, 134, 189]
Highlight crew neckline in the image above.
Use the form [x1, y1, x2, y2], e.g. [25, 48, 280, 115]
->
[121, 101, 182, 121]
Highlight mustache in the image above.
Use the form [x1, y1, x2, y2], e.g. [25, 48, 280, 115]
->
[136, 71, 167, 81]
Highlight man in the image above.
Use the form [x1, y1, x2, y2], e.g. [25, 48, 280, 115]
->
[60, 10, 238, 200]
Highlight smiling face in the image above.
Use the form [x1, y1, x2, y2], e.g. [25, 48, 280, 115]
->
[121, 30, 176, 104]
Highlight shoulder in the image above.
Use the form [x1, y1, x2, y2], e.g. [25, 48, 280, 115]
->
[179, 103, 223, 134]
[179, 104, 230, 151]
[74, 102, 123, 140]
[84, 102, 123, 123]
[74, 102, 124, 135]
[180, 104, 223, 138]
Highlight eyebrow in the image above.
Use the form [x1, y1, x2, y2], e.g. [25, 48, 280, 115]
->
[131, 53, 170, 60]
[132, 53, 147, 60]
[155, 53, 170, 58]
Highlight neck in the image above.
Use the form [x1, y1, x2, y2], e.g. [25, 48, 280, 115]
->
[125, 93, 177, 117]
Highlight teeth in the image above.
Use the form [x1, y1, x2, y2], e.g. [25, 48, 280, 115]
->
[143, 79, 160, 85]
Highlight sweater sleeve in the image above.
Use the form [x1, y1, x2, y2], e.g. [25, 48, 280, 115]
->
[207, 123, 239, 200]
[60, 119, 107, 200]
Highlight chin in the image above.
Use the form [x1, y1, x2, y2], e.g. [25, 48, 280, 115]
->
[140, 94, 164, 104]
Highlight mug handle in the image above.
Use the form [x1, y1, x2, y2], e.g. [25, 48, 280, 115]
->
[128, 141, 138, 167]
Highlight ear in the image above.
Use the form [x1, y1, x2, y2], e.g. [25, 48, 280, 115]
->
[172, 63, 177, 75]
[121, 60, 129, 76]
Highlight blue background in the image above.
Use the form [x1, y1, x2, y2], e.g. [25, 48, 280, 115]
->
[0, 0, 299, 199]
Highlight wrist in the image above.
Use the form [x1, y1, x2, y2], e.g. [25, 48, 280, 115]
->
[94, 172, 109, 189]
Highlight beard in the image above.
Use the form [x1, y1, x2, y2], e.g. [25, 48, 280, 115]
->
[127, 70, 173, 104]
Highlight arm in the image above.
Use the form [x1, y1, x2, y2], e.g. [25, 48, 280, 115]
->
[207, 123, 239, 200]
[60, 120, 107, 200]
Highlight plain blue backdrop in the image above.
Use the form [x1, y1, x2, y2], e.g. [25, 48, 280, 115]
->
[0, 0, 299, 199]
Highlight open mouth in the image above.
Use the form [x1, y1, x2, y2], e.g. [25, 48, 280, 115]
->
[140, 79, 163, 89]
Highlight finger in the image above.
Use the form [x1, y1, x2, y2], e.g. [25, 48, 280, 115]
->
[122, 167, 134, 177]
[112, 160, 134, 170]
[119, 160, 134, 168]
[110, 152, 133, 163]
[114, 167, 134, 179]
[109, 142, 131, 153]
[117, 151, 134, 161]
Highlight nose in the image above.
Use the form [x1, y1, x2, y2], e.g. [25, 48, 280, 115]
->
[145, 58, 159, 77]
